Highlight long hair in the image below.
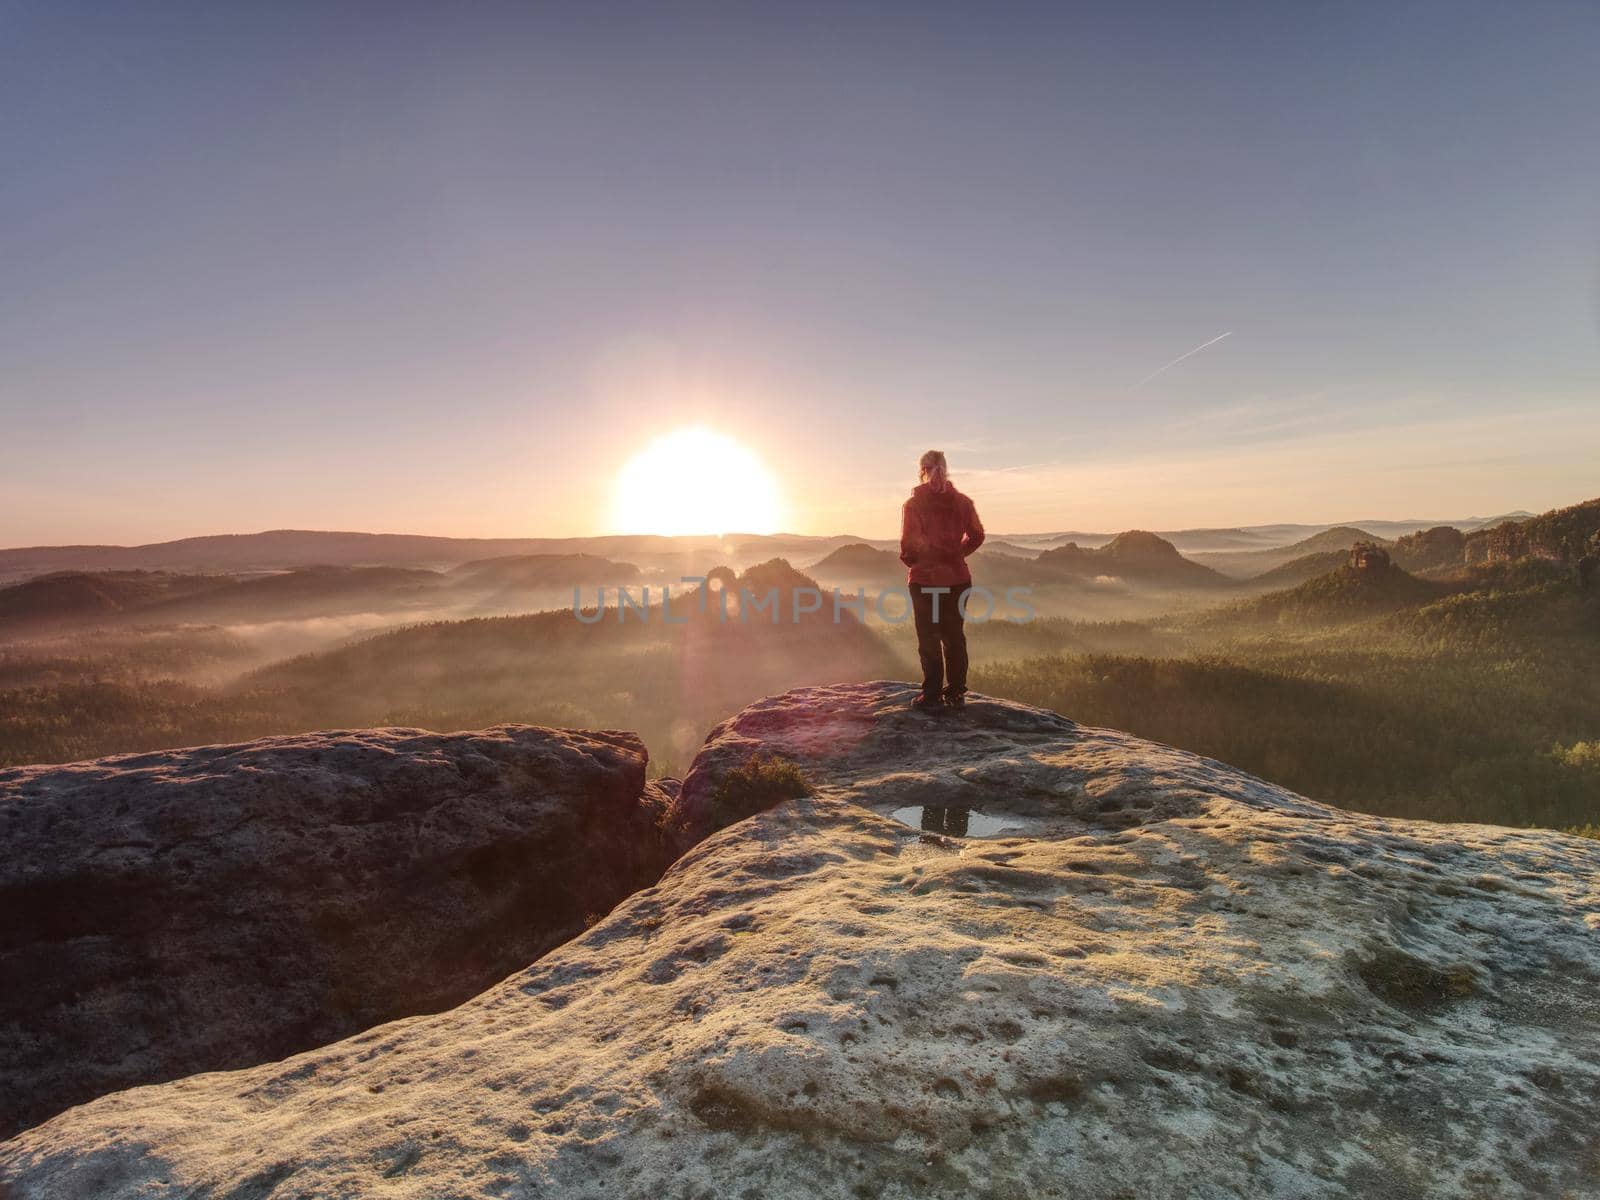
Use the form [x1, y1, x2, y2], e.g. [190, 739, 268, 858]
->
[919, 449, 951, 492]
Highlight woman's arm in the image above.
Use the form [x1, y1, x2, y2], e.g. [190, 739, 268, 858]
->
[899, 499, 919, 567]
[962, 498, 986, 557]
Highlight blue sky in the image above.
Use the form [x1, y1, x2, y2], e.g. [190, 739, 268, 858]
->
[2, 0, 1597, 542]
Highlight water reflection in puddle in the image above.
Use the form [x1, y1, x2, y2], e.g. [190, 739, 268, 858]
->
[890, 806, 1021, 838]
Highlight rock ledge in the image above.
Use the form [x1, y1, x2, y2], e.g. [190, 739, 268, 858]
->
[4, 683, 1598, 1199]
[0, 724, 674, 1139]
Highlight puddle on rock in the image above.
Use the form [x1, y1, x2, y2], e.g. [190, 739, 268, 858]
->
[890, 806, 1022, 838]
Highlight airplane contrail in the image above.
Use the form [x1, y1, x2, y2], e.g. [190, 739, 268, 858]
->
[1134, 331, 1232, 387]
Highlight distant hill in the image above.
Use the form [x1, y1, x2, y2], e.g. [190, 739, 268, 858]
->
[1195, 527, 1382, 579]
[1, 507, 1572, 586]
[1390, 526, 1468, 574]
[1036, 531, 1230, 588]
[1244, 550, 1351, 589]
[733, 536, 864, 563]
[0, 531, 556, 581]
[450, 554, 640, 591]
[0, 571, 233, 636]
[806, 543, 901, 582]
[1139, 528, 1278, 553]
[143, 566, 447, 623]
[1467, 497, 1600, 564]
[1245, 523, 1499, 587]
[967, 548, 1066, 591]
[1022, 530, 1114, 548]
[732, 557, 834, 602]
[805, 542, 1093, 598]
[1458, 510, 1537, 530]
[978, 540, 1039, 558]
[1364, 499, 1600, 576]
[1018, 517, 1528, 556]
[0, 530, 841, 584]
[0, 565, 455, 635]
[1219, 560, 1444, 625]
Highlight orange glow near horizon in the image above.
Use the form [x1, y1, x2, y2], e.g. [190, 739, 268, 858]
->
[612, 428, 784, 536]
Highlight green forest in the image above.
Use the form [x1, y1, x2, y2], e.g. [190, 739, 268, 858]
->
[972, 564, 1600, 831]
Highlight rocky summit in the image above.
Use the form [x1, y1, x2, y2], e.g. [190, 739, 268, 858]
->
[0, 725, 675, 1140]
[4, 682, 1600, 1198]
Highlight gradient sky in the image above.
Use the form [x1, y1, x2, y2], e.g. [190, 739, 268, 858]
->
[3, 0, 1597, 545]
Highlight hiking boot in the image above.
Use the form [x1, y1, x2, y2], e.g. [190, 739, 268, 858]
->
[911, 692, 945, 712]
[944, 689, 966, 710]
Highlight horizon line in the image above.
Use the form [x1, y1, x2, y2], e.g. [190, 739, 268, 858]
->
[0, 506, 1555, 556]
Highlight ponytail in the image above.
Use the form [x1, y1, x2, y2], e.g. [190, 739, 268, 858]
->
[919, 449, 951, 492]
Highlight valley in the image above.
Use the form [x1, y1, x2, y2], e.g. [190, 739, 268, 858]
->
[3, 498, 1595, 835]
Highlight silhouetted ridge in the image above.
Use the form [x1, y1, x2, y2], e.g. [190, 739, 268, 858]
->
[807, 543, 899, 576]
[1037, 531, 1228, 586]
[1228, 560, 1442, 624]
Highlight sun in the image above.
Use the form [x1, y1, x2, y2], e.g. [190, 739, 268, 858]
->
[613, 427, 783, 536]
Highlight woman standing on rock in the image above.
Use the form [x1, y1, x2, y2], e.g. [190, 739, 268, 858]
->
[900, 449, 985, 711]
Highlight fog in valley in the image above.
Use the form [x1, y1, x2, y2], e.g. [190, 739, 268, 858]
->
[4, 502, 1597, 834]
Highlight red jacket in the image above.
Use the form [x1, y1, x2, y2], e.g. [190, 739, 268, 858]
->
[900, 483, 985, 586]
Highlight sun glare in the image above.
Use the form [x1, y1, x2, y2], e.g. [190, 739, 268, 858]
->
[613, 428, 783, 536]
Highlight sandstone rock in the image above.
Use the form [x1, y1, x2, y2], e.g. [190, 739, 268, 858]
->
[667, 677, 1333, 848]
[0, 725, 674, 1140]
[5, 682, 1599, 1198]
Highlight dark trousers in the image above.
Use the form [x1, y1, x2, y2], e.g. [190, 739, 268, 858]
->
[910, 583, 970, 699]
